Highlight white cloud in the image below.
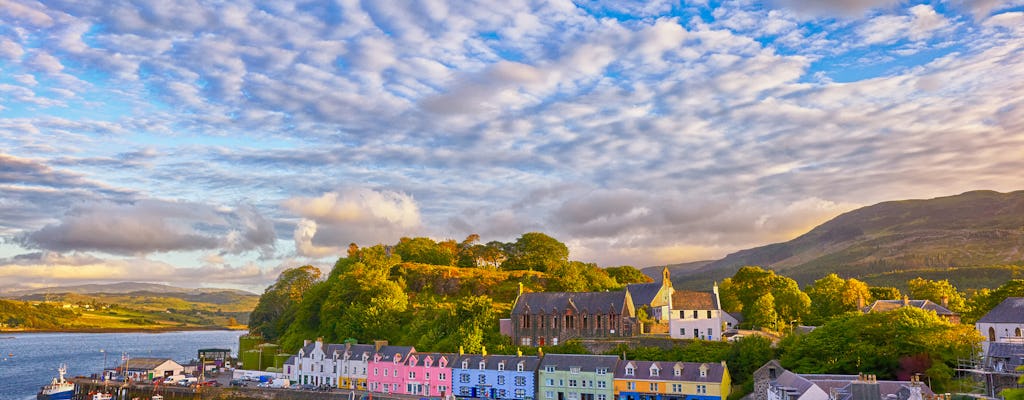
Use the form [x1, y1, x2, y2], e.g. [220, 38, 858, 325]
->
[857, 5, 952, 45]
[284, 188, 422, 257]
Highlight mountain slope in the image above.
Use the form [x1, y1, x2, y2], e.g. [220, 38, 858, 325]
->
[2, 282, 255, 297]
[670, 190, 1024, 289]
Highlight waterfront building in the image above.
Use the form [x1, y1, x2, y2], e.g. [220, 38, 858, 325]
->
[119, 358, 184, 381]
[285, 338, 408, 389]
[752, 360, 932, 400]
[613, 360, 730, 400]
[402, 352, 457, 397]
[452, 351, 540, 400]
[366, 344, 417, 394]
[537, 354, 619, 400]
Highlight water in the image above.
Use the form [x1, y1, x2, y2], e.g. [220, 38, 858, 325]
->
[0, 330, 245, 400]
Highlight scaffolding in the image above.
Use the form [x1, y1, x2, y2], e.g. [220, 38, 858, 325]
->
[955, 344, 1023, 400]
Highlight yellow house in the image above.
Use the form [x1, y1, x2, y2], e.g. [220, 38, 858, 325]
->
[614, 360, 730, 400]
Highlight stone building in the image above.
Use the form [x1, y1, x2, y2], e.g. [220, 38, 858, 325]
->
[509, 289, 638, 347]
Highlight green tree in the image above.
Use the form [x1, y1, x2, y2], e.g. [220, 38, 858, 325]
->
[747, 293, 779, 330]
[501, 232, 569, 272]
[908, 277, 968, 313]
[721, 266, 810, 329]
[869, 286, 901, 300]
[395, 237, 456, 266]
[726, 335, 775, 380]
[605, 266, 652, 286]
[248, 265, 322, 341]
[965, 279, 1024, 324]
[806, 274, 872, 324]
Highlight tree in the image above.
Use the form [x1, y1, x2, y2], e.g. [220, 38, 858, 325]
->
[726, 335, 775, 380]
[908, 277, 968, 313]
[720, 266, 810, 329]
[395, 237, 456, 266]
[605, 266, 652, 286]
[965, 279, 1024, 324]
[869, 286, 901, 300]
[500, 232, 569, 272]
[747, 293, 779, 331]
[248, 265, 322, 341]
[806, 274, 872, 324]
[548, 261, 619, 292]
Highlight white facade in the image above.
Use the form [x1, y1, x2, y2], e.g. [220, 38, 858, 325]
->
[292, 339, 340, 387]
[669, 309, 736, 341]
[975, 297, 1024, 355]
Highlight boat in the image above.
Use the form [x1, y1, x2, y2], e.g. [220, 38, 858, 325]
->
[152, 395, 164, 400]
[37, 364, 75, 400]
[89, 391, 113, 400]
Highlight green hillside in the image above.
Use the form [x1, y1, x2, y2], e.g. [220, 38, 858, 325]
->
[670, 190, 1024, 289]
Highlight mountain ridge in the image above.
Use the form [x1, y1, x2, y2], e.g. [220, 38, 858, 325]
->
[654, 190, 1024, 289]
[0, 281, 256, 297]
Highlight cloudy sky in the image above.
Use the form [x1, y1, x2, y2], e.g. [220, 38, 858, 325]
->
[2, 0, 1023, 293]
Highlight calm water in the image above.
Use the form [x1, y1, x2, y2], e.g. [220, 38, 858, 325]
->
[0, 330, 245, 400]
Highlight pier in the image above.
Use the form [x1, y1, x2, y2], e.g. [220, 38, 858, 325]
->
[69, 378, 425, 400]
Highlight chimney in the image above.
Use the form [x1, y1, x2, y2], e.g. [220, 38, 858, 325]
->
[940, 296, 948, 308]
[459, 346, 464, 356]
[374, 340, 388, 351]
[517, 348, 523, 357]
[304, 339, 312, 346]
[482, 346, 487, 357]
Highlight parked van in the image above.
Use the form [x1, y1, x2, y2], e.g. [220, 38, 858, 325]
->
[163, 375, 185, 385]
[178, 377, 198, 386]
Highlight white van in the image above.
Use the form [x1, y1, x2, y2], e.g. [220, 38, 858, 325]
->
[178, 377, 198, 386]
[163, 375, 185, 385]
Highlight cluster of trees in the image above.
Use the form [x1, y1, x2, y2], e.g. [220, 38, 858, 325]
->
[0, 299, 78, 329]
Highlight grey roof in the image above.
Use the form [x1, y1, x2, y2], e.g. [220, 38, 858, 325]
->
[513, 291, 631, 315]
[627, 282, 664, 306]
[453, 354, 542, 371]
[804, 377, 935, 400]
[864, 299, 957, 316]
[539, 354, 620, 372]
[407, 353, 458, 367]
[987, 342, 1024, 367]
[772, 370, 816, 398]
[285, 355, 297, 365]
[614, 360, 725, 382]
[978, 297, 1024, 323]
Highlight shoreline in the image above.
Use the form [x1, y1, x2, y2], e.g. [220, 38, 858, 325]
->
[0, 326, 248, 334]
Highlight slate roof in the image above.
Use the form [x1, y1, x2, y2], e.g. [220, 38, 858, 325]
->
[978, 297, 1024, 323]
[614, 360, 725, 382]
[453, 354, 542, 371]
[672, 290, 718, 310]
[864, 299, 957, 316]
[804, 377, 935, 400]
[987, 342, 1024, 368]
[406, 352, 458, 367]
[124, 357, 179, 371]
[539, 354, 620, 372]
[771, 370, 817, 398]
[375, 345, 416, 362]
[512, 291, 631, 315]
[627, 282, 664, 307]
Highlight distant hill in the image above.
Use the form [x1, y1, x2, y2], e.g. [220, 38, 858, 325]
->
[2, 281, 255, 297]
[641, 260, 712, 281]
[668, 190, 1024, 290]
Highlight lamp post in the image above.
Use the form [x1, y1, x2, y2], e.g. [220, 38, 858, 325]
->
[100, 349, 107, 380]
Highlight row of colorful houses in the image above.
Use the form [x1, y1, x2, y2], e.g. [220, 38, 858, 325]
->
[283, 339, 730, 400]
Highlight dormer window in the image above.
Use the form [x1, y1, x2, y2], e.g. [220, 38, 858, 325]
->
[650, 366, 660, 377]
[699, 365, 707, 378]
[674, 368, 681, 377]
[440, 358, 448, 368]
[625, 366, 635, 376]
[517, 362, 525, 372]
[570, 367, 580, 374]
[462, 361, 469, 369]
[545, 366, 555, 373]
[480, 361, 487, 370]
[498, 362, 505, 371]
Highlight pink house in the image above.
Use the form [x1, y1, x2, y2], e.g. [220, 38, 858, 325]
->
[366, 351, 455, 397]
[366, 345, 415, 394]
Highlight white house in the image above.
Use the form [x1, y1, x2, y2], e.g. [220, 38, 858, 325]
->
[976, 297, 1024, 354]
[284, 339, 413, 389]
[120, 358, 184, 381]
[668, 283, 738, 341]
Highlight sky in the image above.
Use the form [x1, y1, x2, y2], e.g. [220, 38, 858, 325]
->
[1, 0, 1023, 294]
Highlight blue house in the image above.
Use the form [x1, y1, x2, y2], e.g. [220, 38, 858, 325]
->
[452, 351, 540, 400]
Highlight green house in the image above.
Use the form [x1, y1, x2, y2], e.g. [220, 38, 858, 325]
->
[537, 354, 620, 400]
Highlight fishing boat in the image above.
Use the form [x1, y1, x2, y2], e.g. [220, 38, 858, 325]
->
[37, 364, 75, 400]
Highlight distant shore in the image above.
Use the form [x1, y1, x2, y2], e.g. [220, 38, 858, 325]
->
[0, 325, 248, 334]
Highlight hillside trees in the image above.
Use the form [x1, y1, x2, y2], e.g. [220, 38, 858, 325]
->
[248, 265, 322, 341]
[778, 307, 981, 392]
[501, 232, 569, 272]
[605, 265, 652, 285]
[805, 274, 872, 324]
[908, 277, 968, 313]
[720, 266, 810, 329]
[964, 279, 1024, 323]
[395, 237, 457, 266]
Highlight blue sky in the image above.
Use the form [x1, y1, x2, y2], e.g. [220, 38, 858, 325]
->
[1, 0, 1023, 293]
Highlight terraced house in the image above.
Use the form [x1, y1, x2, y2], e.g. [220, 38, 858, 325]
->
[286, 339, 413, 389]
[452, 351, 540, 400]
[614, 360, 730, 400]
[365, 345, 417, 394]
[537, 354, 619, 400]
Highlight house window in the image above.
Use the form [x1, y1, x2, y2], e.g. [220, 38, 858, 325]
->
[680, 328, 686, 336]
[460, 374, 470, 383]
[570, 367, 580, 374]
[650, 383, 659, 391]
[498, 376, 506, 385]
[516, 376, 526, 386]
[596, 368, 608, 375]
[499, 389, 508, 398]
[461, 387, 471, 396]
[697, 385, 707, 394]
[552, 337, 559, 345]
[481, 361, 487, 370]
[693, 329, 699, 338]
[597, 395, 606, 400]
[479, 375, 486, 384]
[439, 385, 447, 393]
[672, 384, 682, 393]
[707, 310, 712, 319]
[625, 366, 634, 376]
[627, 382, 636, 390]
[545, 366, 556, 373]
[426, 372, 430, 380]
[516, 389, 527, 397]
[569, 379, 578, 387]
[651, 367, 659, 377]
[498, 362, 505, 371]
[463, 361, 469, 369]
[374, 368, 379, 376]
[692, 310, 698, 319]
[546, 391, 555, 399]
[547, 379, 555, 386]
[597, 381, 606, 389]
[521, 338, 532, 346]
[518, 363, 525, 372]
[409, 371, 416, 379]
[439, 373, 447, 380]
[700, 369, 707, 378]
[708, 328, 713, 338]
[674, 368, 681, 377]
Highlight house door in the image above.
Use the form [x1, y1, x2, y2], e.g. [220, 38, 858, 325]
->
[558, 392, 565, 400]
